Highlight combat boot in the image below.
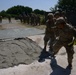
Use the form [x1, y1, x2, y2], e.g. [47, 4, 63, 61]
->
[67, 64, 72, 69]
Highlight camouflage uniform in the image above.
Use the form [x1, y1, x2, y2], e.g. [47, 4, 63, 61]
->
[35, 15, 40, 25]
[61, 11, 68, 22]
[43, 13, 56, 52]
[51, 17, 76, 68]
[8, 15, 11, 23]
[30, 14, 35, 25]
[23, 14, 26, 23]
[0, 16, 2, 23]
[26, 14, 30, 24]
[19, 14, 23, 23]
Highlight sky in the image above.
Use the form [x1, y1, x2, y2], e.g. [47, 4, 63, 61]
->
[0, 0, 58, 11]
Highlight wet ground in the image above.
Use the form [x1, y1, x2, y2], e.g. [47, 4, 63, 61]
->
[0, 28, 44, 39]
[0, 19, 45, 39]
[0, 19, 45, 69]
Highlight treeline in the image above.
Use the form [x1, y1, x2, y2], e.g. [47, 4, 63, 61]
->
[51, 0, 76, 13]
[1, 0, 76, 18]
[0, 5, 46, 18]
[57, 0, 76, 12]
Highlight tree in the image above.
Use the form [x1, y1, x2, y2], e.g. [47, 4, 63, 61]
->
[24, 7, 33, 14]
[6, 5, 33, 15]
[50, 4, 58, 12]
[34, 9, 41, 14]
[57, 0, 76, 26]
[34, 9, 45, 15]
[40, 10, 45, 15]
[0, 10, 6, 17]
[57, 0, 76, 12]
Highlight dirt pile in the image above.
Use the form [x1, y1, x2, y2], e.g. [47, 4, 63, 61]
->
[0, 37, 42, 68]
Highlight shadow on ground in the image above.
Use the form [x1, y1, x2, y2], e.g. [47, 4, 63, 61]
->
[38, 49, 51, 62]
[38, 49, 71, 75]
[50, 57, 71, 75]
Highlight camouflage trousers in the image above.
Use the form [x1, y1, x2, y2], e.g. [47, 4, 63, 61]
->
[51, 40, 74, 65]
[43, 32, 55, 51]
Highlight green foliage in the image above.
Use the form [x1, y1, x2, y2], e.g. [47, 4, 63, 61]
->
[0, 5, 46, 19]
[0, 5, 47, 19]
[5, 5, 45, 17]
[57, 0, 76, 12]
[34, 9, 45, 15]
[50, 4, 58, 12]
[50, 0, 76, 13]
[6, 5, 33, 15]
[34, 9, 41, 14]
[40, 10, 45, 15]
[0, 10, 7, 17]
[40, 15, 45, 24]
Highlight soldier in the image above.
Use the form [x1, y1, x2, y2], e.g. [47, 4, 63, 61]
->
[0, 16, 2, 23]
[54, 11, 60, 19]
[61, 11, 68, 22]
[19, 14, 23, 23]
[47, 11, 60, 46]
[50, 17, 76, 69]
[26, 14, 30, 24]
[23, 14, 26, 23]
[30, 13, 35, 25]
[8, 15, 11, 23]
[35, 15, 41, 25]
[43, 13, 56, 53]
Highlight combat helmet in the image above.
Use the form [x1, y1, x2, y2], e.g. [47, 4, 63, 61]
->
[55, 17, 66, 25]
[54, 11, 60, 18]
[47, 13, 54, 19]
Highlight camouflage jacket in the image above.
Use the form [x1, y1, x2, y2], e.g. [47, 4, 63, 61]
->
[45, 19, 56, 33]
[56, 23, 76, 42]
